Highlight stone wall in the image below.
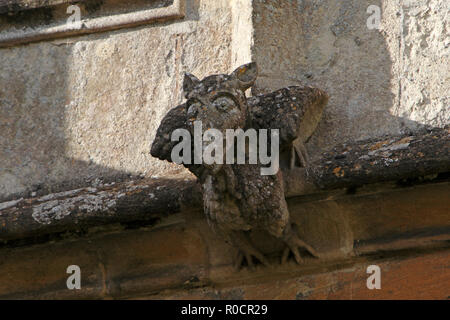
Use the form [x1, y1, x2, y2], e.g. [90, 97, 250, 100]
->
[0, 1, 449, 300]
[252, 0, 449, 157]
[0, 0, 234, 201]
[1, 0, 448, 200]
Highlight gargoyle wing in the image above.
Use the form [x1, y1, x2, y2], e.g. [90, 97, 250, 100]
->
[150, 103, 188, 162]
[150, 103, 204, 178]
[247, 86, 329, 150]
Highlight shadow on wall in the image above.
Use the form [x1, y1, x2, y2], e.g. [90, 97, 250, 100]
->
[0, 0, 202, 202]
[0, 35, 134, 202]
[1, 0, 446, 201]
[251, 0, 446, 160]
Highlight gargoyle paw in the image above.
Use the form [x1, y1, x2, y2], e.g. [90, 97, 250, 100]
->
[281, 233, 318, 265]
[234, 249, 271, 271]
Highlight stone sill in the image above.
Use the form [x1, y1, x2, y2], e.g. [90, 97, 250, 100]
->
[0, 0, 79, 13]
[0, 128, 449, 299]
[0, 0, 185, 48]
[0, 181, 449, 298]
[0, 126, 448, 244]
[144, 248, 450, 300]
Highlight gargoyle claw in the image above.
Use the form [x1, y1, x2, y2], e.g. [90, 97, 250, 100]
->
[234, 250, 270, 271]
[290, 140, 310, 169]
[281, 233, 318, 265]
[232, 232, 271, 270]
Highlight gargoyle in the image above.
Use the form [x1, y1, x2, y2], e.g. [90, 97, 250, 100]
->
[151, 62, 329, 268]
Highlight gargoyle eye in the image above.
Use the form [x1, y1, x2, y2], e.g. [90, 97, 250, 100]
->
[212, 96, 237, 111]
[186, 99, 202, 115]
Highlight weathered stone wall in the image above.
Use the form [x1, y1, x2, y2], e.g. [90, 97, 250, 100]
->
[0, 0, 233, 201]
[0, 1, 449, 300]
[1, 0, 448, 201]
[231, 0, 253, 69]
[252, 0, 449, 157]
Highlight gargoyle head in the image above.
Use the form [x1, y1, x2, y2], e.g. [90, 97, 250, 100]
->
[183, 62, 258, 134]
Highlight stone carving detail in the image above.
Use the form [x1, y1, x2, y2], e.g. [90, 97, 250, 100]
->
[151, 62, 329, 268]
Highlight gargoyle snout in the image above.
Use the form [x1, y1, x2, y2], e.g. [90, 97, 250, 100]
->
[150, 139, 161, 158]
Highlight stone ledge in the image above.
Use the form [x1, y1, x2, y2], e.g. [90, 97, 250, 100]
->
[0, 177, 201, 242]
[1, 127, 448, 244]
[0, 0, 79, 13]
[0, 171, 448, 298]
[0, 0, 185, 48]
[148, 248, 450, 300]
[310, 126, 450, 191]
[0, 208, 448, 299]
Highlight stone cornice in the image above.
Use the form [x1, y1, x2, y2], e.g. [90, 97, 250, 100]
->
[0, 0, 185, 48]
[1, 126, 448, 244]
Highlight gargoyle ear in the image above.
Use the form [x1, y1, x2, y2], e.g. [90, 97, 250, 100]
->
[231, 62, 258, 91]
[183, 73, 200, 97]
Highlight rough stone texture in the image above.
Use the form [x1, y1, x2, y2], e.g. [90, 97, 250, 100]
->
[1, 0, 448, 201]
[230, 0, 253, 70]
[0, 0, 76, 13]
[0, 223, 211, 299]
[311, 126, 450, 190]
[252, 0, 449, 159]
[0, 0, 185, 47]
[0, 0, 233, 201]
[0, 177, 201, 241]
[0, 179, 449, 298]
[1, 128, 448, 244]
[149, 248, 450, 300]
[0, 0, 448, 301]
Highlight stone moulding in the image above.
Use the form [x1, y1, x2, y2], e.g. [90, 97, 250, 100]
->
[0, 0, 185, 48]
[0, 0, 79, 14]
[0, 127, 449, 300]
[0, 127, 449, 243]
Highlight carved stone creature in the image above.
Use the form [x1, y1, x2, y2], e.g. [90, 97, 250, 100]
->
[151, 63, 329, 268]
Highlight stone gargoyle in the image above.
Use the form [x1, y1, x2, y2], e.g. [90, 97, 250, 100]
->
[151, 62, 329, 268]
